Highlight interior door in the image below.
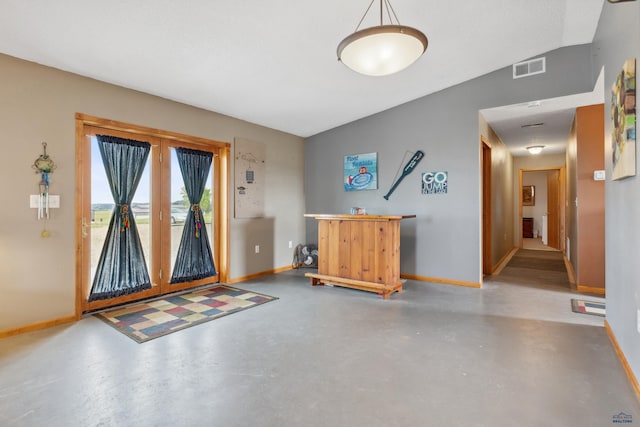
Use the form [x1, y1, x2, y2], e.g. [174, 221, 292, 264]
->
[76, 116, 227, 313]
[547, 169, 560, 249]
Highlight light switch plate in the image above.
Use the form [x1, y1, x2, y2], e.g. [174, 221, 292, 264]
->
[29, 194, 60, 208]
[594, 170, 606, 181]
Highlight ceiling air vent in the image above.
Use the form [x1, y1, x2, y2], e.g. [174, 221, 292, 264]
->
[513, 57, 546, 79]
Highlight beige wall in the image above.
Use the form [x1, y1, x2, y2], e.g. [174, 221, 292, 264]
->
[0, 54, 305, 330]
[479, 115, 514, 270]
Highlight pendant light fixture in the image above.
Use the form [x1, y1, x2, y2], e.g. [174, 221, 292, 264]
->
[337, 0, 428, 77]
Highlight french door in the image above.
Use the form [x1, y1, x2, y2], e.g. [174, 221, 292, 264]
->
[75, 114, 229, 314]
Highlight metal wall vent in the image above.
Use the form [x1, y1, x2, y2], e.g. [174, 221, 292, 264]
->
[513, 57, 546, 79]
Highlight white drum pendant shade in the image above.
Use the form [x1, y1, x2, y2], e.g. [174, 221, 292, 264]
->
[338, 25, 427, 76]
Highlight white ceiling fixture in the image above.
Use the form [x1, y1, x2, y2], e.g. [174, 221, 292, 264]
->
[526, 145, 545, 155]
[337, 0, 428, 77]
[521, 122, 545, 129]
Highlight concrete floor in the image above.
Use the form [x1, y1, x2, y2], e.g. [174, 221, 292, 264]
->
[1, 269, 638, 427]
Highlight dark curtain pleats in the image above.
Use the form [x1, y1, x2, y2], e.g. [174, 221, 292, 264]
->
[88, 135, 152, 301]
[170, 147, 217, 284]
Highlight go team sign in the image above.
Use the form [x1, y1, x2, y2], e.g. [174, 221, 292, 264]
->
[422, 171, 448, 194]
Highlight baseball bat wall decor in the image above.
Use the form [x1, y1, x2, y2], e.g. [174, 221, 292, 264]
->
[383, 150, 425, 200]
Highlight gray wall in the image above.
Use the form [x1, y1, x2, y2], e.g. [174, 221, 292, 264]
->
[305, 45, 595, 285]
[592, 1, 640, 380]
[0, 54, 305, 330]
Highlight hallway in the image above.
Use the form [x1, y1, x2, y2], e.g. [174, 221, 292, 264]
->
[0, 270, 636, 426]
[491, 246, 572, 291]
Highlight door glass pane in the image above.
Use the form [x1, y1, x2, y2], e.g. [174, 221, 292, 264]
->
[204, 162, 214, 253]
[170, 148, 188, 276]
[90, 136, 151, 281]
[169, 148, 214, 277]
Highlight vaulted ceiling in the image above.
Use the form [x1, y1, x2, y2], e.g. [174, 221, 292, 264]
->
[0, 0, 605, 145]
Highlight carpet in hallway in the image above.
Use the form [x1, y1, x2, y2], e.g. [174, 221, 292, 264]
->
[492, 249, 570, 288]
[95, 285, 278, 343]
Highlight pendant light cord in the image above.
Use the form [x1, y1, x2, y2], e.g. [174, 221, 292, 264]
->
[353, 0, 375, 32]
[353, 0, 402, 32]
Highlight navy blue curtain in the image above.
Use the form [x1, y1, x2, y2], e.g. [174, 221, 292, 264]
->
[88, 135, 151, 301]
[170, 147, 217, 284]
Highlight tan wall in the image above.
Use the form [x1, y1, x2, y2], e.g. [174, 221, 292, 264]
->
[479, 115, 514, 270]
[575, 104, 605, 289]
[0, 54, 305, 330]
[566, 118, 578, 267]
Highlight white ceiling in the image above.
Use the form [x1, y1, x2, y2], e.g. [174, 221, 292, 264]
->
[481, 69, 605, 156]
[0, 0, 605, 144]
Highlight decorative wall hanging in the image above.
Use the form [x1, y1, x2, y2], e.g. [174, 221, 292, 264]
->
[32, 142, 56, 221]
[421, 171, 448, 194]
[344, 152, 378, 191]
[234, 138, 265, 218]
[383, 150, 424, 200]
[611, 58, 636, 180]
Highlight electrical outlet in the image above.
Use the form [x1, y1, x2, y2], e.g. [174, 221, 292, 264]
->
[255, 245, 260, 254]
[288, 241, 293, 249]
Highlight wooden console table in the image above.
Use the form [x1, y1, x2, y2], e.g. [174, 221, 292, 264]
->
[304, 214, 415, 299]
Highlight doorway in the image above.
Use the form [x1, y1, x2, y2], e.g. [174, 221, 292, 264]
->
[75, 114, 230, 314]
[482, 140, 492, 275]
[519, 167, 565, 251]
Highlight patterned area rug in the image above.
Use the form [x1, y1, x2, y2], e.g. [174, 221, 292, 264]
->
[571, 299, 605, 317]
[95, 285, 277, 343]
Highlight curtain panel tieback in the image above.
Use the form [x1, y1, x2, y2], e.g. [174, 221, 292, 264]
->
[191, 204, 202, 238]
[118, 203, 131, 232]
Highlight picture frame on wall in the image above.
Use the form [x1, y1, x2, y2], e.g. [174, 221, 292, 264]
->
[611, 58, 636, 180]
[344, 152, 378, 191]
[522, 185, 535, 206]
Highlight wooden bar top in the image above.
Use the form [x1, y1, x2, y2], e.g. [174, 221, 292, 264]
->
[304, 214, 416, 221]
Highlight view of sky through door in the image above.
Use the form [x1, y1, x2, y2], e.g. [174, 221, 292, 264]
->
[90, 136, 151, 280]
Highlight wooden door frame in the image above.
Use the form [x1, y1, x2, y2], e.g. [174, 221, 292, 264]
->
[74, 113, 230, 317]
[518, 167, 565, 251]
